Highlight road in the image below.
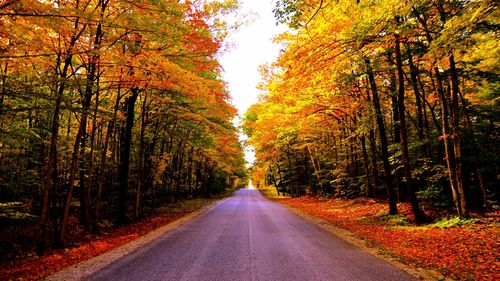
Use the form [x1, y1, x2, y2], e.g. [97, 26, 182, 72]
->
[86, 189, 416, 281]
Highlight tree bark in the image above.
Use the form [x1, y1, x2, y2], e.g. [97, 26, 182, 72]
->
[365, 58, 397, 215]
[38, 42, 76, 253]
[459, 90, 489, 209]
[390, 71, 404, 202]
[268, 165, 280, 196]
[135, 95, 148, 218]
[117, 87, 139, 225]
[94, 87, 121, 231]
[59, 81, 94, 245]
[435, 64, 462, 216]
[406, 43, 427, 157]
[395, 33, 426, 223]
[361, 135, 372, 197]
[449, 55, 468, 217]
[307, 146, 323, 193]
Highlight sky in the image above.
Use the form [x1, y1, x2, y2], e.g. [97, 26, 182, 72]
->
[218, 0, 287, 166]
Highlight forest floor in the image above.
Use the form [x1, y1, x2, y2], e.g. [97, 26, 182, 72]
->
[0, 189, 235, 281]
[260, 187, 500, 281]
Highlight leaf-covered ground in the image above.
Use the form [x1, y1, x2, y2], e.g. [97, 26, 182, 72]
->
[272, 196, 499, 281]
[0, 192, 233, 281]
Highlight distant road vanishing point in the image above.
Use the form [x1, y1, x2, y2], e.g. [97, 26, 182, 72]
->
[86, 189, 416, 281]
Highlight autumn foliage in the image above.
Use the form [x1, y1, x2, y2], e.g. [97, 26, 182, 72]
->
[246, 0, 499, 219]
[246, 1, 499, 279]
[0, 0, 246, 263]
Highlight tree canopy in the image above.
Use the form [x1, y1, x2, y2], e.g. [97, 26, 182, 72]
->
[245, 0, 499, 221]
[0, 0, 247, 253]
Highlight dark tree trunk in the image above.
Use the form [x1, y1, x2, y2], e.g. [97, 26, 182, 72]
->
[135, 96, 147, 219]
[268, 165, 280, 196]
[361, 135, 372, 197]
[435, 65, 462, 215]
[449, 55, 468, 217]
[307, 146, 323, 194]
[59, 83, 94, 245]
[117, 88, 139, 225]
[0, 62, 7, 121]
[94, 87, 121, 231]
[459, 90, 489, 209]
[276, 162, 285, 194]
[368, 130, 379, 195]
[38, 48, 74, 253]
[365, 58, 397, 215]
[390, 74, 404, 202]
[395, 33, 426, 223]
[406, 43, 427, 157]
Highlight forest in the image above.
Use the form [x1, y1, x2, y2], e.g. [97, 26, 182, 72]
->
[245, 0, 499, 223]
[0, 0, 499, 280]
[0, 0, 246, 259]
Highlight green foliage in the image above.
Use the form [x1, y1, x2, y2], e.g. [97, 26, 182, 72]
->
[417, 185, 453, 209]
[330, 166, 362, 199]
[414, 160, 452, 209]
[0, 202, 37, 224]
[258, 185, 290, 199]
[273, 0, 304, 28]
[428, 217, 473, 229]
[0, 164, 41, 202]
[377, 213, 410, 227]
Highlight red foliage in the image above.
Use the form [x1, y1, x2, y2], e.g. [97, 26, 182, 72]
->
[0, 213, 185, 281]
[274, 197, 500, 281]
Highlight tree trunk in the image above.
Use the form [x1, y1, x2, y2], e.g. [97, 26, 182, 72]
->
[365, 58, 397, 215]
[449, 55, 468, 217]
[361, 136, 372, 197]
[435, 65, 462, 216]
[268, 165, 280, 196]
[395, 33, 426, 223]
[59, 84, 94, 245]
[79, 124, 90, 229]
[117, 88, 139, 225]
[459, 90, 489, 209]
[406, 43, 427, 157]
[286, 148, 296, 196]
[85, 75, 100, 232]
[38, 49, 73, 253]
[94, 88, 121, 231]
[368, 129, 378, 196]
[276, 162, 285, 194]
[390, 73, 404, 202]
[135, 96, 147, 218]
[307, 146, 323, 193]
[0, 62, 7, 122]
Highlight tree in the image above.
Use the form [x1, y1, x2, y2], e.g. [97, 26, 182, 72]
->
[245, 0, 498, 219]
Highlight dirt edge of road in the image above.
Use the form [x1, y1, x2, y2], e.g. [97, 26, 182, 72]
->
[44, 196, 233, 281]
[278, 203, 453, 281]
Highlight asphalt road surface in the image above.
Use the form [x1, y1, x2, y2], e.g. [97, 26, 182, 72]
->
[86, 189, 416, 281]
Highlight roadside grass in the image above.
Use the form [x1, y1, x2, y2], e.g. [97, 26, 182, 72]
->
[257, 185, 290, 198]
[269, 194, 499, 281]
[0, 188, 236, 281]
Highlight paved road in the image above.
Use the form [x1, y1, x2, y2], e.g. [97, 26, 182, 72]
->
[86, 189, 416, 281]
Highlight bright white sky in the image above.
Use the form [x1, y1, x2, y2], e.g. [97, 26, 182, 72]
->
[219, 0, 287, 166]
